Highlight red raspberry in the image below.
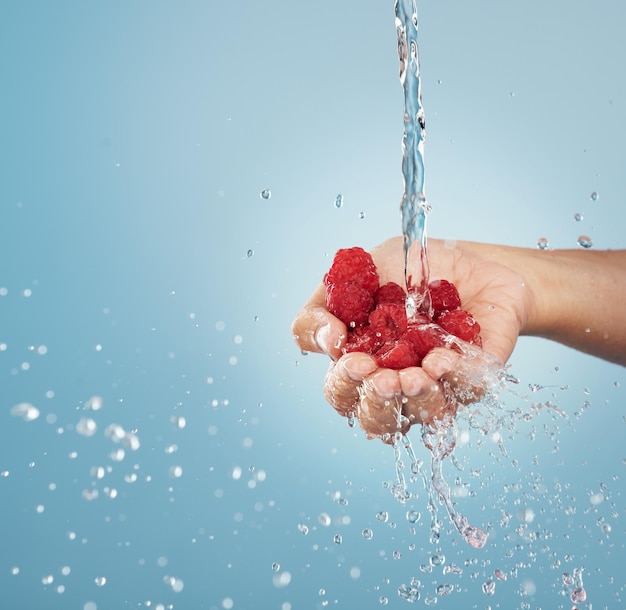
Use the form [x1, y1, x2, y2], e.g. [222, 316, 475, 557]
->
[368, 303, 408, 341]
[324, 247, 379, 294]
[404, 323, 447, 361]
[428, 279, 461, 319]
[326, 282, 374, 327]
[438, 309, 482, 345]
[344, 325, 383, 355]
[375, 338, 419, 370]
[374, 282, 407, 306]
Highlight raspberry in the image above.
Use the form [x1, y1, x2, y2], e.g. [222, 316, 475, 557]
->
[428, 279, 461, 318]
[326, 282, 374, 327]
[344, 325, 384, 354]
[326, 246, 483, 369]
[368, 303, 408, 340]
[404, 323, 447, 361]
[324, 247, 379, 294]
[375, 338, 419, 370]
[438, 309, 482, 345]
[374, 282, 406, 306]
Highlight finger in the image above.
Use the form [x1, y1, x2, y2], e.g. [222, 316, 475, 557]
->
[291, 284, 346, 359]
[357, 369, 410, 443]
[398, 367, 448, 425]
[422, 347, 488, 406]
[323, 352, 378, 417]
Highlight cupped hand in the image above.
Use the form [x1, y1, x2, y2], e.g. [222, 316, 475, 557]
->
[292, 237, 534, 442]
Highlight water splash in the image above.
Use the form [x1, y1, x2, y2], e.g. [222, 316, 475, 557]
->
[422, 420, 489, 548]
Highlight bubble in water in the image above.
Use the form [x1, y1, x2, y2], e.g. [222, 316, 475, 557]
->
[379, 596, 388, 605]
[334, 194, 344, 208]
[94, 576, 106, 587]
[362, 528, 374, 540]
[246, 249, 254, 257]
[482, 579, 496, 595]
[272, 562, 280, 572]
[574, 212, 583, 222]
[260, 188, 271, 200]
[333, 534, 342, 544]
[436, 583, 454, 596]
[297, 523, 309, 535]
[537, 237, 550, 250]
[590, 191, 598, 201]
[164, 575, 184, 592]
[577, 235, 593, 248]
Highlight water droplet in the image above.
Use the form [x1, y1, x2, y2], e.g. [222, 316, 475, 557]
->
[494, 569, 507, 581]
[577, 235, 593, 249]
[10, 403, 39, 422]
[436, 583, 454, 596]
[537, 237, 550, 250]
[272, 562, 280, 572]
[430, 553, 445, 566]
[571, 587, 587, 603]
[297, 523, 309, 535]
[260, 189, 271, 200]
[406, 510, 421, 523]
[398, 584, 420, 602]
[334, 194, 344, 208]
[379, 596, 388, 605]
[375, 511, 389, 523]
[362, 528, 374, 540]
[318, 512, 331, 527]
[246, 249, 254, 257]
[333, 534, 342, 544]
[94, 576, 107, 587]
[76, 418, 97, 437]
[359, 211, 366, 220]
[590, 191, 598, 201]
[574, 212, 583, 222]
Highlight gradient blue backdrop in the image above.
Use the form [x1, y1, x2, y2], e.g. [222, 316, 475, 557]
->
[1, 1, 624, 609]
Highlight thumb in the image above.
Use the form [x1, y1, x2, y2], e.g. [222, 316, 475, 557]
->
[291, 304, 346, 359]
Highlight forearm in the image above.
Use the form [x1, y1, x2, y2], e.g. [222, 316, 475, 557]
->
[491, 245, 626, 366]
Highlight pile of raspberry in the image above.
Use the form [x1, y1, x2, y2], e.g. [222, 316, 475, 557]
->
[324, 246, 482, 370]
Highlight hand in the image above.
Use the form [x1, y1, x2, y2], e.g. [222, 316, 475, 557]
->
[292, 237, 533, 441]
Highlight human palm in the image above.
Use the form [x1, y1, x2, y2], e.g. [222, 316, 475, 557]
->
[292, 236, 533, 441]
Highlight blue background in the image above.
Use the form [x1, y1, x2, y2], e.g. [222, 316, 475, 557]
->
[1, 1, 624, 608]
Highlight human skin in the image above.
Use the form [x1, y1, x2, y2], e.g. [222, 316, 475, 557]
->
[291, 237, 626, 440]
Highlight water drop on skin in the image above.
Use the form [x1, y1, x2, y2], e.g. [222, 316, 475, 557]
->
[537, 237, 549, 250]
[260, 189, 271, 200]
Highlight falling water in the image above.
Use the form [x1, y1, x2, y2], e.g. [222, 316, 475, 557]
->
[395, 0, 431, 318]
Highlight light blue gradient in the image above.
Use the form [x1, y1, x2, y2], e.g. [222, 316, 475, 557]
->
[1, 1, 624, 608]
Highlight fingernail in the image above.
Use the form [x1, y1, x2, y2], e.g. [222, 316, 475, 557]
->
[422, 350, 457, 380]
[315, 324, 331, 354]
[342, 354, 377, 381]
